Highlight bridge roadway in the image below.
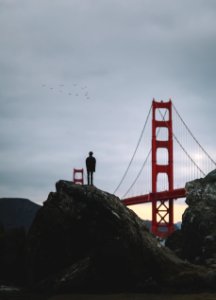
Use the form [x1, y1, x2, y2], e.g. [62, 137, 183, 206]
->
[121, 188, 186, 205]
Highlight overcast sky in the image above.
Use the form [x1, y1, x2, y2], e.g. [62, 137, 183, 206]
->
[1, 0, 216, 212]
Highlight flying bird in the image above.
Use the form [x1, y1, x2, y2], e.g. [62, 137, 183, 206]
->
[41, 81, 91, 101]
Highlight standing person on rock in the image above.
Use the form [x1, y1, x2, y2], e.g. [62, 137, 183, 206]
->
[86, 151, 96, 185]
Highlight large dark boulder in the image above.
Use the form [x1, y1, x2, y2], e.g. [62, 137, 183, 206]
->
[26, 180, 215, 293]
[0, 227, 26, 284]
[166, 169, 216, 266]
[0, 221, 4, 235]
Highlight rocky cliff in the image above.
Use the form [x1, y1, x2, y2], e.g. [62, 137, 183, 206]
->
[166, 169, 216, 267]
[26, 181, 215, 293]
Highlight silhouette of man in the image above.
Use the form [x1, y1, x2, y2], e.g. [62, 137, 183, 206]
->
[86, 151, 96, 185]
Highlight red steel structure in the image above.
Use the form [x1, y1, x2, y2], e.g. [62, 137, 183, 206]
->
[73, 168, 84, 185]
[122, 99, 186, 238]
[152, 99, 174, 236]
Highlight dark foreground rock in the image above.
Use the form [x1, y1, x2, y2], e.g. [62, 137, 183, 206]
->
[0, 228, 26, 284]
[26, 181, 216, 293]
[166, 169, 216, 266]
[0, 198, 40, 285]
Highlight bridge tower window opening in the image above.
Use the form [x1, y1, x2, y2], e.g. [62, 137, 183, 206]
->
[156, 173, 169, 192]
[156, 148, 169, 166]
[157, 127, 169, 141]
[155, 108, 169, 121]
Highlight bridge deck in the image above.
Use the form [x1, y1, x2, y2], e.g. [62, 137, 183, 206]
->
[121, 188, 186, 205]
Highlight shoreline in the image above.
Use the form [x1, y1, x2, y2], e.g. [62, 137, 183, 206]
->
[1, 289, 216, 300]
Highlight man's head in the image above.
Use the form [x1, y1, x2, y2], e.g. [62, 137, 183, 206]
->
[89, 151, 93, 156]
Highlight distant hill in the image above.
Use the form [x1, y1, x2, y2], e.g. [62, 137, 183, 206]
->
[175, 221, 182, 229]
[143, 220, 181, 232]
[0, 198, 41, 232]
[0, 197, 182, 233]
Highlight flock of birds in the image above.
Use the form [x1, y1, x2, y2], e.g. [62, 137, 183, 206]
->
[41, 83, 91, 100]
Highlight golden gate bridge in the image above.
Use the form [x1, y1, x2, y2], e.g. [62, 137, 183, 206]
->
[74, 99, 216, 238]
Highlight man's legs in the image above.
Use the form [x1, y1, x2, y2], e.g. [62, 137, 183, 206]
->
[90, 172, 93, 185]
[87, 171, 90, 185]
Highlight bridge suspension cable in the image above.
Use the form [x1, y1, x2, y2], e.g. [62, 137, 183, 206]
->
[173, 132, 206, 176]
[122, 148, 151, 198]
[122, 109, 168, 198]
[173, 103, 216, 166]
[113, 104, 152, 194]
[158, 109, 206, 177]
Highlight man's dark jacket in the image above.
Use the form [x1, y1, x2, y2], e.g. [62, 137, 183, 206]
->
[86, 156, 96, 172]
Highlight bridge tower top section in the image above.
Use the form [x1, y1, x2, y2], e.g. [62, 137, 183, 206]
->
[152, 99, 173, 192]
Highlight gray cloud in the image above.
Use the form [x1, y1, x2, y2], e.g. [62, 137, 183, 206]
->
[0, 0, 216, 205]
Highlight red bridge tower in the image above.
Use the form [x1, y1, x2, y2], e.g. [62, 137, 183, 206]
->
[152, 99, 174, 237]
[122, 99, 186, 237]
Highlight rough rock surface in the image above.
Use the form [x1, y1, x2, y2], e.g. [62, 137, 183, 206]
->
[26, 181, 215, 293]
[166, 169, 216, 266]
[0, 227, 26, 284]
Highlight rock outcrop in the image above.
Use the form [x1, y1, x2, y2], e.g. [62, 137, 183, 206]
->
[0, 227, 26, 284]
[166, 169, 216, 266]
[26, 181, 215, 293]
